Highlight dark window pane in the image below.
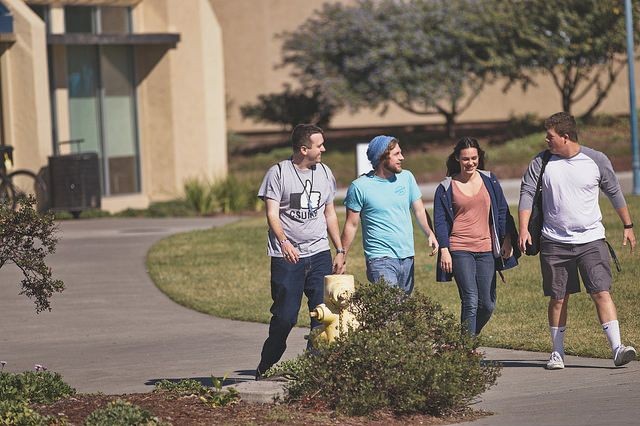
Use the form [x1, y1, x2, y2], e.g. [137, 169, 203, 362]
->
[100, 7, 130, 33]
[65, 6, 94, 34]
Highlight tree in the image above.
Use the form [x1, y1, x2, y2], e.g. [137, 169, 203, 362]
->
[280, 0, 509, 138]
[0, 197, 64, 312]
[485, 0, 640, 118]
[240, 84, 337, 130]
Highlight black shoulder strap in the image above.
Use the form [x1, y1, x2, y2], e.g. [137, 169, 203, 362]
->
[535, 150, 552, 194]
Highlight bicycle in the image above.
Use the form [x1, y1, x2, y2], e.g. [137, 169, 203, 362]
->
[1, 145, 48, 211]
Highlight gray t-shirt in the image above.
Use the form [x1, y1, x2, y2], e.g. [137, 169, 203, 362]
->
[519, 146, 626, 244]
[258, 159, 336, 257]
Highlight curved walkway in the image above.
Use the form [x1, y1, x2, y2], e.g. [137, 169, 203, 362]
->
[0, 217, 307, 394]
[1, 216, 638, 425]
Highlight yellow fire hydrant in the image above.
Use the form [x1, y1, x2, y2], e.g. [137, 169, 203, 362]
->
[309, 274, 359, 347]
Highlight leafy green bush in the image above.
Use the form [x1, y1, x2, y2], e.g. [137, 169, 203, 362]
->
[0, 196, 64, 312]
[505, 113, 541, 139]
[184, 178, 216, 215]
[0, 400, 53, 426]
[153, 376, 239, 407]
[271, 281, 501, 416]
[0, 371, 76, 404]
[84, 400, 166, 426]
[0, 370, 75, 425]
[211, 176, 261, 214]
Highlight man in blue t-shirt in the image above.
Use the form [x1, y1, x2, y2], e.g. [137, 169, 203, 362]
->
[338, 135, 438, 294]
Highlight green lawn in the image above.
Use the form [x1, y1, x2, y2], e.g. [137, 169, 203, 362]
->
[147, 196, 640, 359]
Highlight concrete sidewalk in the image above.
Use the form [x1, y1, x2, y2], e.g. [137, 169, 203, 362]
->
[1, 216, 638, 425]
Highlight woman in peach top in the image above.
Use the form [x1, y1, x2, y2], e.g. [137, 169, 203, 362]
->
[433, 137, 519, 336]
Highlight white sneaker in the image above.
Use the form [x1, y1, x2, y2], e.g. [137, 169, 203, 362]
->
[546, 351, 565, 370]
[613, 345, 637, 367]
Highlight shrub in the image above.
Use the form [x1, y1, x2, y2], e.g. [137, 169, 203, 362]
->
[184, 178, 216, 215]
[0, 370, 75, 425]
[0, 371, 76, 404]
[271, 281, 501, 416]
[153, 376, 239, 407]
[84, 400, 166, 426]
[0, 196, 64, 312]
[211, 176, 260, 214]
[0, 400, 53, 426]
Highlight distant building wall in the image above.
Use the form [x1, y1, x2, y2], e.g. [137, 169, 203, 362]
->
[210, 0, 640, 133]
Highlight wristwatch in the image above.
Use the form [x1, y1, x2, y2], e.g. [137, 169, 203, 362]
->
[623, 223, 634, 229]
[336, 248, 346, 254]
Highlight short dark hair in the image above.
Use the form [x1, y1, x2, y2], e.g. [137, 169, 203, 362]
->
[544, 112, 578, 142]
[291, 124, 324, 152]
[446, 137, 486, 176]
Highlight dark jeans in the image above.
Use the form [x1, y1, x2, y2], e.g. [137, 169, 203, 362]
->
[451, 251, 496, 336]
[257, 250, 331, 374]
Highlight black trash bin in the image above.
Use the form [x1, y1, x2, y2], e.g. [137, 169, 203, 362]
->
[48, 153, 101, 218]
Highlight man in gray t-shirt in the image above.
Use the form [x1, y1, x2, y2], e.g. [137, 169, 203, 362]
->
[518, 112, 637, 370]
[255, 124, 344, 379]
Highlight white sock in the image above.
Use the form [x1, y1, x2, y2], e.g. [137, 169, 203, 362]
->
[549, 326, 566, 357]
[602, 320, 622, 355]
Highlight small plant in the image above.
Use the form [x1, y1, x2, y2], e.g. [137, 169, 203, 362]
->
[153, 375, 239, 407]
[0, 400, 54, 426]
[0, 195, 64, 312]
[271, 281, 501, 416]
[0, 370, 76, 404]
[211, 176, 260, 214]
[0, 370, 74, 425]
[184, 178, 216, 215]
[84, 399, 166, 426]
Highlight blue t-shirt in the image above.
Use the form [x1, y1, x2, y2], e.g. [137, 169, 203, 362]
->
[344, 170, 422, 260]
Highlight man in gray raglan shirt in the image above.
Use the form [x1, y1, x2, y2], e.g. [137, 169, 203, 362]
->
[255, 124, 344, 380]
[518, 112, 637, 370]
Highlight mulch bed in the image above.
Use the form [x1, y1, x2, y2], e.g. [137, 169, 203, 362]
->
[34, 392, 488, 425]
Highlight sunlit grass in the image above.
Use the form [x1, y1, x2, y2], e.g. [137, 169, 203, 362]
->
[148, 195, 640, 359]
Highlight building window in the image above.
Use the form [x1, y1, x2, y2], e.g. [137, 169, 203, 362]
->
[100, 7, 131, 33]
[64, 6, 131, 34]
[64, 6, 139, 195]
[64, 6, 94, 34]
[67, 44, 140, 195]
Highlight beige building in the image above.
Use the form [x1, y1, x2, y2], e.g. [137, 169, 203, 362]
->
[211, 0, 639, 133]
[0, 0, 227, 212]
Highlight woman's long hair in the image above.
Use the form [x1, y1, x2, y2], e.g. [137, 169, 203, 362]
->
[445, 137, 486, 177]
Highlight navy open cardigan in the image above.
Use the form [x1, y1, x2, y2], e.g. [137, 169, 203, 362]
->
[433, 170, 520, 282]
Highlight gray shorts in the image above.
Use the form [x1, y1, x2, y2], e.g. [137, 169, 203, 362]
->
[540, 237, 612, 300]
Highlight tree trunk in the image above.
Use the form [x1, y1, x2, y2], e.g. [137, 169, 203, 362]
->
[444, 113, 456, 140]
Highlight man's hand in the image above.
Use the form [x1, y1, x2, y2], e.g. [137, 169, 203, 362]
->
[427, 233, 439, 256]
[622, 228, 636, 253]
[333, 252, 346, 274]
[281, 240, 300, 263]
[518, 229, 531, 253]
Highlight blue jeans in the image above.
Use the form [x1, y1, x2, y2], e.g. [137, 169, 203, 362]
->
[257, 250, 331, 374]
[366, 256, 415, 294]
[451, 251, 496, 336]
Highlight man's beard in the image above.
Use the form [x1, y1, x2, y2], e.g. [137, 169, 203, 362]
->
[383, 160, 402, 174]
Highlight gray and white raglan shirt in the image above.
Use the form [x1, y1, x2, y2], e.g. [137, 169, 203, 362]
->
[258, 159, 336, 257]
[519, 147, 626, 244]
